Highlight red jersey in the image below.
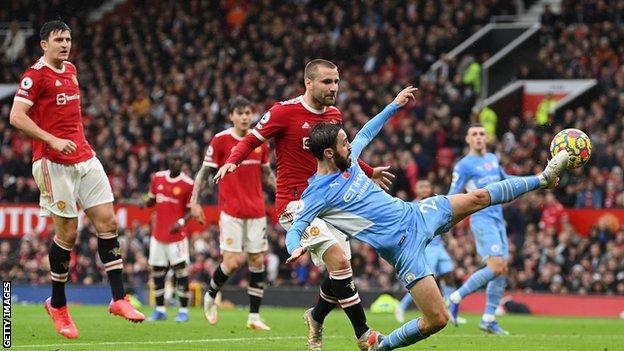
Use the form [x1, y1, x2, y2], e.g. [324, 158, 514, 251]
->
[149, 170, 194, 243]
[14, 58, 94, 164]
[227, 96, 342, 213]
[204, 128, 269, 219]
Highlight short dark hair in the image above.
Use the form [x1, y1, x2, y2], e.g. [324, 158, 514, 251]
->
[229, 96, 252, 113]
[40, 20, 71, 40]
[304, 59, 337, 80]
[466, 122, 484, 135]
[309, 122, 342, 160]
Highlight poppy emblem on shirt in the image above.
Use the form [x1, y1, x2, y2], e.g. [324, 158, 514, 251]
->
[173, 186, 181, 196]
[342, 171, 350, 179]
[310, 226, 320, 237]
[485, 163, 493, 171]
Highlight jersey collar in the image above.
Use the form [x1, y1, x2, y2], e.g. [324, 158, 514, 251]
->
[165, 170, 184, 182]
[300, 95, 326, 114]
[41, 57, 66, 74]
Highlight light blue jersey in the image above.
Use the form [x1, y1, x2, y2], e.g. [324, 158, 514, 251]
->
[286, 102, 454, 288]
[448, 153, 511, 259]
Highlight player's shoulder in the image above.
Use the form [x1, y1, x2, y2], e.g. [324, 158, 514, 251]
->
[153, 170, 168, 179]
[63, 61, 77, 72]
[213, 128, 233, 140]
[270, 96, 303, 114]
[179, 172, 194, 186]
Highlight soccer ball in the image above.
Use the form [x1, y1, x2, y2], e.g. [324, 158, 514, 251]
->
[549, 128, 592, 169]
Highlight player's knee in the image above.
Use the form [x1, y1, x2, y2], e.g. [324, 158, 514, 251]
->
[323, 244, 350, 271]
[223, 255, 243, 273]
[488, 260, 507, 276]
[472, 190, 490, 207]
[424, 310, 449, 333]
[55, 232, 77, 249]
[94, 215, 118, 235]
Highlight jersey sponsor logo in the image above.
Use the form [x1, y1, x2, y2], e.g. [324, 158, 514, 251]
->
[155, 193, 180, 204]
[302, 137, 310, 150]
[343, 172, 368, 202]
[330, 181, 340, 188]
[302, 122, 310, 129]
[56, 93, 80, 105]
[20, 77, 33, 90]
[55, 80, 62, 86]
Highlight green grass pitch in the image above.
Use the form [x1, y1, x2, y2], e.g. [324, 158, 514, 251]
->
[10, 304, 624, 350]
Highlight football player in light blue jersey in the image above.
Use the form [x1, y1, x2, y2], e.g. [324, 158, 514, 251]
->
[393, 180, 458, 324]
[446, 124, 515, 335]
[285, 86, 569, 350]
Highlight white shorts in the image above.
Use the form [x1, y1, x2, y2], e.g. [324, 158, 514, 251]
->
[32, 156, 114, 218]
[279, 200, 351, 266]
[219, 212, 268, 253]
[148, 237, 190, 267]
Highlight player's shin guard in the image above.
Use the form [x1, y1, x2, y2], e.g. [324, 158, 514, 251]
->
[248, 265, 265, 314]
[174, 264, 190, 308]
[451, 266, 496, 303]
[381, 318, 428, 350]
[484, 276, 507, 321]
[312, 275, 337, 324]
[152, 266, 167, 307]
[97, 234, 125, 300]
[208, 264, 230, 299]
[330, 268, 369, 339]
[484, 176, 540, 205]
[49, 236, 73, 308]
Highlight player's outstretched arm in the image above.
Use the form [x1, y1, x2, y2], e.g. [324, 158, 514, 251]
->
[9, 101, 76, 154]
[351, 86, 417, 160]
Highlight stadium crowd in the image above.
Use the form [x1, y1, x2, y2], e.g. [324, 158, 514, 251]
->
[1, 0, 623, 296]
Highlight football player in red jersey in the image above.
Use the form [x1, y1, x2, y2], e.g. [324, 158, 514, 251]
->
[190, 97, 275, 330]
[210, 60, 392, 350]
[143, 150, 194, 323]
[9, 21, 144, 339]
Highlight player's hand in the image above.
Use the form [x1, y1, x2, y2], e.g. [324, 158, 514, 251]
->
[286, 247, 308, 264]
[49, 137, 77, 154]
[213, 163, 237, 184]
[393, 86, 418, 107]
[169, 223, 181, 233]
[372, 165, 395, 191]
[189, 204, 205, 225]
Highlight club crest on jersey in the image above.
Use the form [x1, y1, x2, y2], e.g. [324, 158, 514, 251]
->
[309, 226, 321, 237]
[404, 272, 416, 284]
[20, 77, 33, 90]
[491, 244, 500, 253]
[56, 201, 66, 211]
[226, 237, 234, 245]
[254, 147, 262, 153]
[172, 186, 181, 196]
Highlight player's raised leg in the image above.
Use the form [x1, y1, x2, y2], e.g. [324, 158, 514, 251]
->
[45, 214, 79, 339]
[369, 276, 448, 350]
[246, 252, 270, 330]
[85, 203, 145, 322]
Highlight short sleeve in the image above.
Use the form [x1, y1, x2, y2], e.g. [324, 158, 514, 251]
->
[14, 71, 43, 107]
[203, 138, 220, 168]
[251, 104, 286, 141]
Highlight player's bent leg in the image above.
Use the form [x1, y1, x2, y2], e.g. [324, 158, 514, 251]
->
[372, 276, 448, 350]
[322, 244, 373, 350]
[148, 266, 168, 321]
[246, 252, 270, 331]
[46, 215, 79, 339]
[171, 262, 190, 322]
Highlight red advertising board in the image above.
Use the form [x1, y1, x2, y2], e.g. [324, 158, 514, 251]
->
[0, 204, 278, 238]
